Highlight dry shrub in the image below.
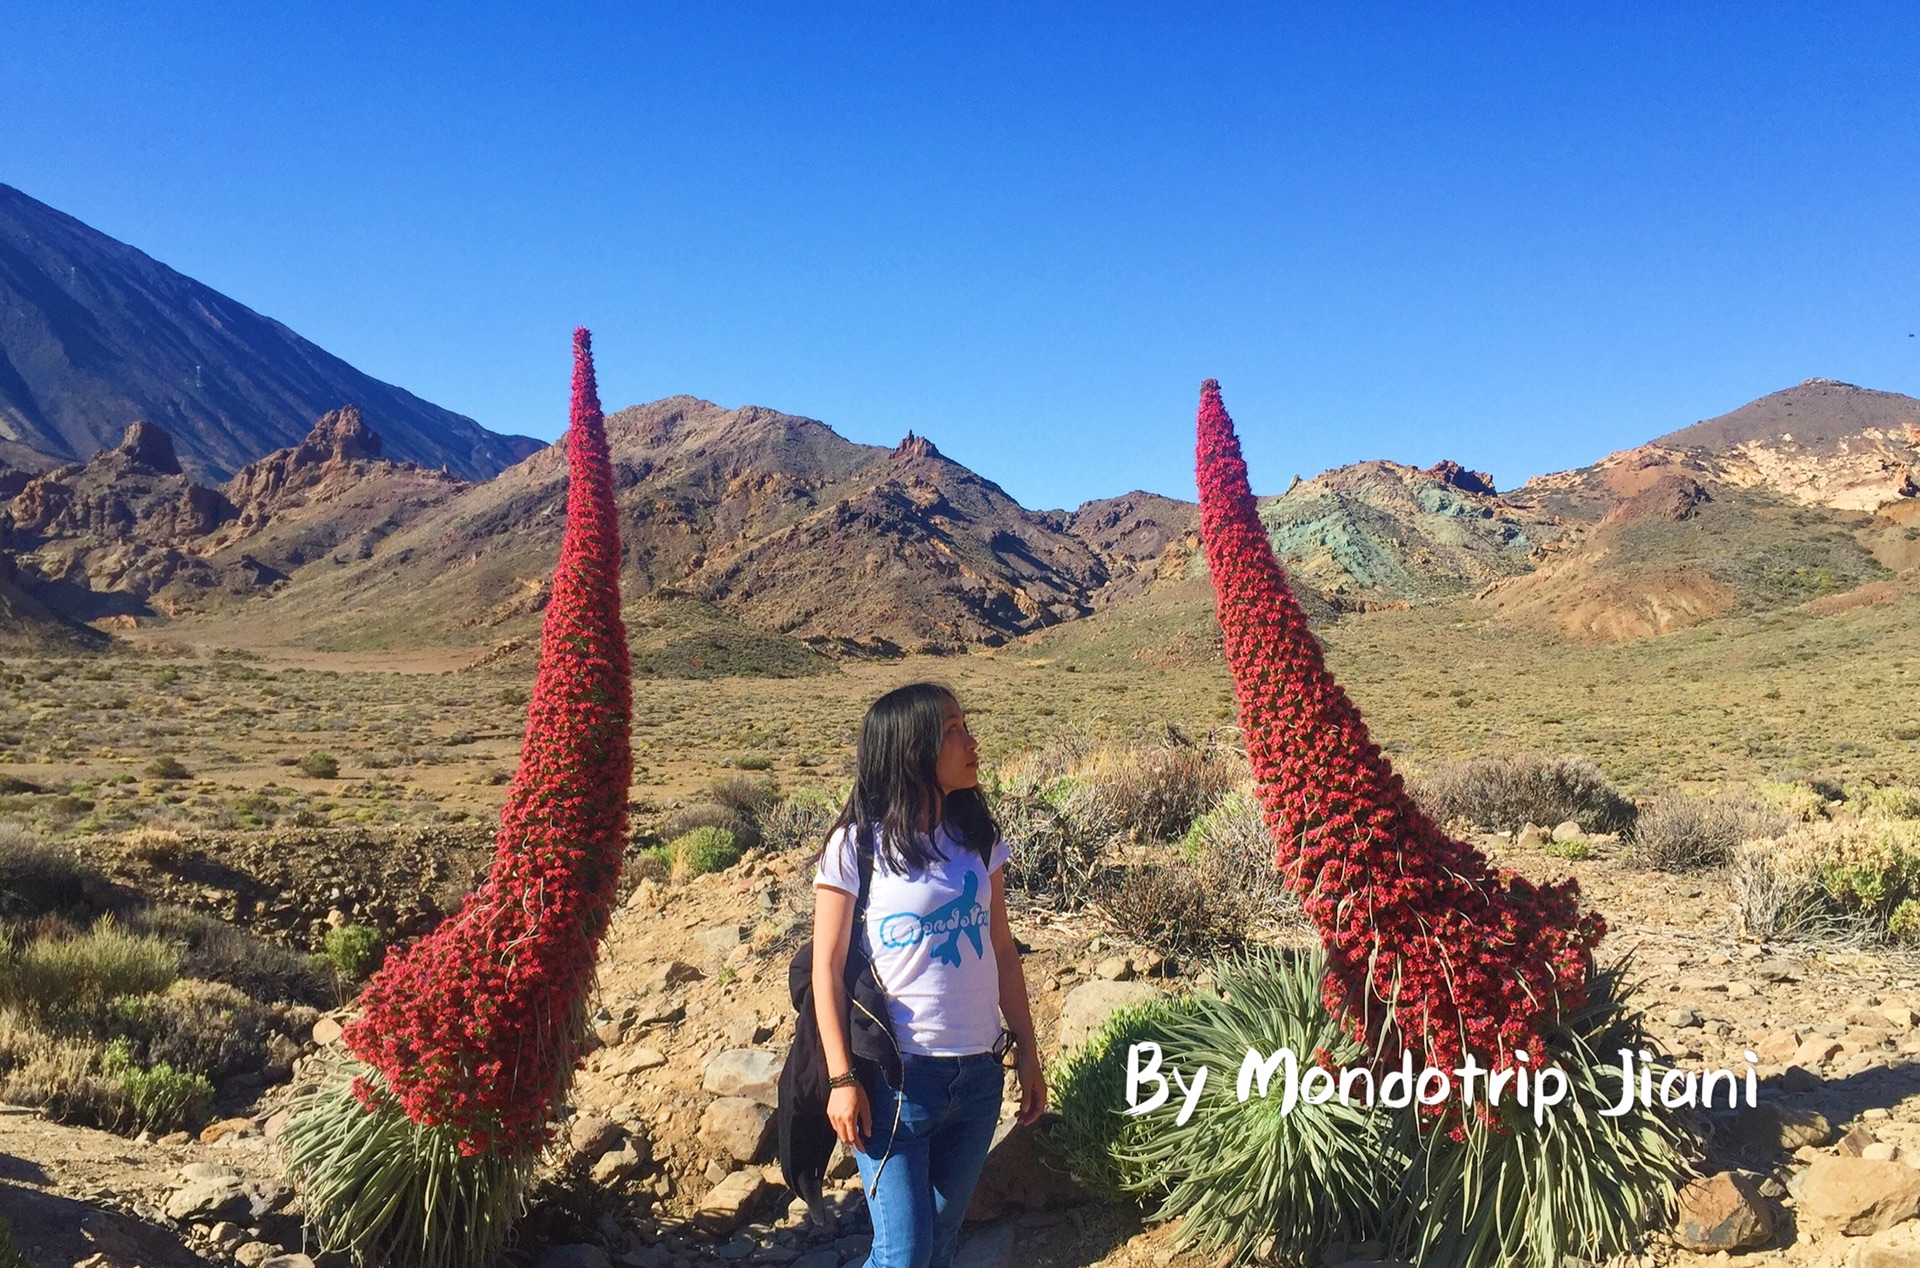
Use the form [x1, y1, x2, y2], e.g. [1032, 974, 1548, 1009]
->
[1064, 741, 1239, 845]
[124, 825, 187, 867]
[1180, 786, 1303, 926]
[0, 921, 181, 1031]
[1631, 791, 1792, 872]
[1095, 863, 1253, 957]
[111, 978, 277, 1080]
[761, 788, 842, 855]
[658, 777, 779, 852]
[998, 728, 1097, 788]
[0, 833, 104, 930]
[998, 792, 1107, 910]
[1411, 754, 1637, 835]
[121, 905, 330, 1007]
[1733, 814, 1920, 943]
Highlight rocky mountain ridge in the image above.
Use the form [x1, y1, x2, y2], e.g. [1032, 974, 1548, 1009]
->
[0, 182, 540, 482]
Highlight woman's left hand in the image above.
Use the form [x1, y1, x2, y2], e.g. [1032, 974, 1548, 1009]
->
[1014, 1050, 1048, 1125]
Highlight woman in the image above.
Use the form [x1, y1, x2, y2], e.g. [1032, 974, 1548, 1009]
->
[812, 682, 1046, 1268]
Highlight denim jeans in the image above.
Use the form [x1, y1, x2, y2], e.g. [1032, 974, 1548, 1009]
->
[855, 1052, 1006, 1268]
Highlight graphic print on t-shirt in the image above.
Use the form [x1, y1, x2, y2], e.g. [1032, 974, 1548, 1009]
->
[876, 870, 987, 966]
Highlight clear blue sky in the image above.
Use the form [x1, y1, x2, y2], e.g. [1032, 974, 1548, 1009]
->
[5, 4, 1918, 508]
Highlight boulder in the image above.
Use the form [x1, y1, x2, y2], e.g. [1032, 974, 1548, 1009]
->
[965, 1118, 1086, 1221]
[703, 1050, 783, 1107]
[1790, 1157, 1920, 1235]
[164, 1178, 249, 1224]
[570, 1115, 625, 1159]
[1672, 1171, 1772, 1251]
[695, 1170, 768, 1235]
[1550, 820, 1583, 843]
[700, 1097, 774, 1163]
[1727, 1103, 1831, 1153]
[592, 1142, 645, 1186]
[1054, 981, 1163, 1055]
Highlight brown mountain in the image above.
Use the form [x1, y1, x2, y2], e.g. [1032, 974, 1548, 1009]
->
[213, 397, 1137, 655]
[0, 182, 541, 482]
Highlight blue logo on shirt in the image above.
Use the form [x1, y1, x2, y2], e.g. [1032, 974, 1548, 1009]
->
[877, 870, 988, 966]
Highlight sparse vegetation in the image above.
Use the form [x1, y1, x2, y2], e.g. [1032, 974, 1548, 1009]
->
[298, 750, 342, 779]
[1631, 789, 1792, 871]
[324, 922, 388, 981]
[1411, 753, 1637, 836]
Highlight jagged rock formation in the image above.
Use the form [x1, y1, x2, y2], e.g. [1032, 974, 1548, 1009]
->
[0, 181, 540, 480]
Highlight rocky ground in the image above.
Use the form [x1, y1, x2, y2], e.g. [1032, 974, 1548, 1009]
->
[11, 829, 1920, 1268]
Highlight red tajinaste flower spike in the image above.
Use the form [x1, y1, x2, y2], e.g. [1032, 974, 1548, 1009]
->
[341, 327, 633, 1156]
[1193, 379, 1603, 1077]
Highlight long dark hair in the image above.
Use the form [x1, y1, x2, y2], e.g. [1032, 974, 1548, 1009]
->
[828, 682, 997, 874]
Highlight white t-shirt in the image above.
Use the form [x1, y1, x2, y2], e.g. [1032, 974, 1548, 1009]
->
[814, 823, 1013, 1057]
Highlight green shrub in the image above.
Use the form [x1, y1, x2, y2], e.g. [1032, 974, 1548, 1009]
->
[1542, 837, 1592, 861]
[98, 1037, 214, 1134]
[734, 754, 774, 771]
[0, 921, 181, 1030]
[665, 827, 741, 879]
[298, 751, 342, 779]
[324, 923, 387, 981]
[1411, 754, 1638, 836]
[1890, 899, 1920, 945]
[110, 978, 276, 1080]
[1849, 784, 1920, 821]
[144, 756, 191, 781]
[1047, 992, 1206, 1199]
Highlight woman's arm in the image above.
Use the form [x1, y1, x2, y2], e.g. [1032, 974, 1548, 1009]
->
[987, 867, 1047, 1125]
[812, 882, 871, 1147]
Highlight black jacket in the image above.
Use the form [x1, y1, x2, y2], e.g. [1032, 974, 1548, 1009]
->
[776, 833, 902, 1222]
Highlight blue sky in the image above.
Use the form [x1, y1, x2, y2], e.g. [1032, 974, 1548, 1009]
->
[4, 4, 1918, 507]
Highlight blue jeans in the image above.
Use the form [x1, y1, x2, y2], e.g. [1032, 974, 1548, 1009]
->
[855, 1052, 1006, 1268]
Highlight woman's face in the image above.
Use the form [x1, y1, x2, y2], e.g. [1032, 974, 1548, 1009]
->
[933, 697, 980, 794]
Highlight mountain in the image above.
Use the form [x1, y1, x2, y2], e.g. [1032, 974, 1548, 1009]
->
[0, 183, 541, 482]
[1479, 381, 1920, 640]
[201, 397, 1138, 655]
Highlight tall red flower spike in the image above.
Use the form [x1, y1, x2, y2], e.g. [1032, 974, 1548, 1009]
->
[341, 328, 632, 1156]
[1195, 379, 1603, 1076]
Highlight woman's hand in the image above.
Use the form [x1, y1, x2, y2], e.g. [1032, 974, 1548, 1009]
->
[827, 1080, 871, 1149]
[1014, 1050, 1048, 1125]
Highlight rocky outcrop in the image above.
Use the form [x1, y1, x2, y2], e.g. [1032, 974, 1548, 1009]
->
[11, 421, 237, 544]
[224, 405, 386, 508]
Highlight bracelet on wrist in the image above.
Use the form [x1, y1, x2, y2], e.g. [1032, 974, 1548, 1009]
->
[828, 1070, 859, 1089]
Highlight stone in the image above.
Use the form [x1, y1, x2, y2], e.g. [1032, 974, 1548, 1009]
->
[1054, 981, 1163, 1055]
[1793, 1036, 1845, 1068]
[540, 1247, 613, 1268]
[793, 1253, 839, 1268]
[1093, 956, 1134, 982]
[235, 1243, 276, 1268]
[1672, 1172, 1773, 1251]
[1775, 1065, 1822, 1094]
[704, 1050, 784, 1107]
[965, 1118, 1087, 1220]
[243, 1179, 294, 1218]
[696, 926, 748, 959]
[952, 1222, 1016, 1268]
[1865, 1143, 1902, 1162]
[1789, 1157, 1920, 1235]
[1756, 1029, 1802, 1062]
[1551, 820, 1583, 843]
[178, 1163, 241, 1183]
[1727, 982, 1757, 1000]
[206, 1222, 247, 1252]
[1667, 1007, 1703, 1028]
[1884, 1005, 1916, 1031]
[640, 961, 705, 995]
[262, 1110, 293, 1142]
[701, 1097, 775, 1164]
[603, 1046, 668, 1078]
[312, 1016, 344, 1046]
[198, 1116, 256, 1144]
[696, 1170, 770, 1235]
[1851, 1249, 1920, 1268]
[1727, 1103, 1831, 1153]
[571, 1114, 625, 1158]
[594, 1142, 645, 1186]
[258, 1256, 315, 1268]
[164, 1178, 249, 1223]
[596, 1018, 629, 1047]
[1516, 824, 1547, 847]
[1840, 1127, 1880, 1157]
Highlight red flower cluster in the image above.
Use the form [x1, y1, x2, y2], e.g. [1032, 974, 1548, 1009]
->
[1194, 380, 1603, 1076]
[342, 328, 633, 1157]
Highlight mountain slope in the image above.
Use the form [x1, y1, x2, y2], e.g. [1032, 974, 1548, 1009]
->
[0, 183, 540, 482]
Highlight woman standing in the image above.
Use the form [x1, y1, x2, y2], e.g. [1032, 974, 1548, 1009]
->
[812, 682, 1046, 1268]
